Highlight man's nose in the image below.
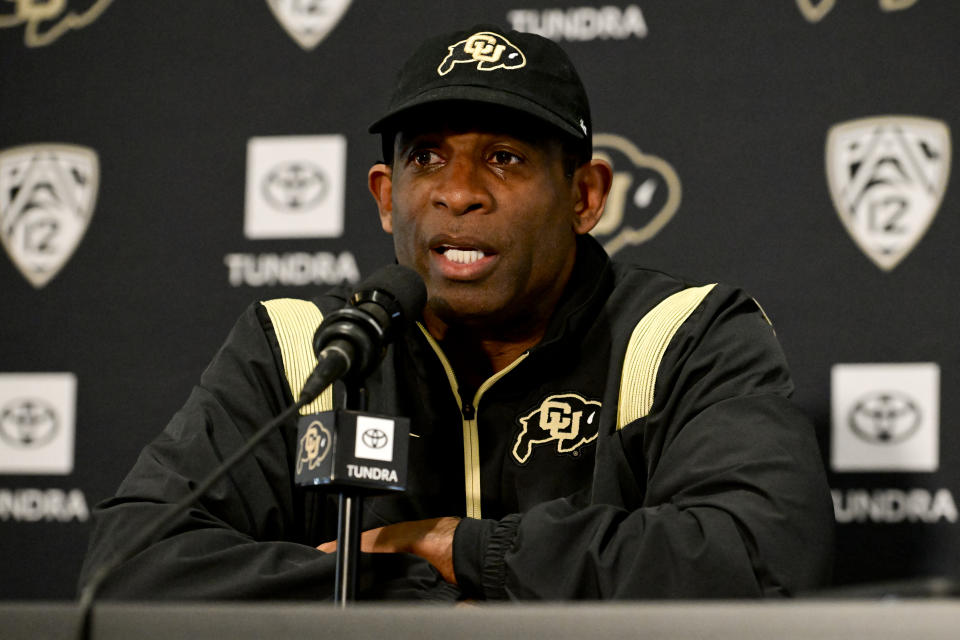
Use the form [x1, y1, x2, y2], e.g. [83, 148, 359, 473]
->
[431, 157, 493, 215]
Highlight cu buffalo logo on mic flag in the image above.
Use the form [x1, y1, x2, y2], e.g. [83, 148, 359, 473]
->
[296, 419, 332, 474]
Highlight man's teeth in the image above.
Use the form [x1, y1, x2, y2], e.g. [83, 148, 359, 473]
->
[444, 248, 485, 264]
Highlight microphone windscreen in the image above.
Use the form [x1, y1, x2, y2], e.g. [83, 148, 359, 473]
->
[357, 264, 426, 321]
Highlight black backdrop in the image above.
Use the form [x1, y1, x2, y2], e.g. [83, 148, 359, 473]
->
[1, 0, 958, 599]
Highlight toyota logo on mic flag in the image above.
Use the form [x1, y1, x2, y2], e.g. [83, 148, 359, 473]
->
[355, 416, 394, 462]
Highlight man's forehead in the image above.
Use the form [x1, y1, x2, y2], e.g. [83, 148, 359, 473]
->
[392, 103, 563, 148]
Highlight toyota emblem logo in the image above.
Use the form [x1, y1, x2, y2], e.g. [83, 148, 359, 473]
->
[361, 428, 388, 449]
[848, 390, 922, 444]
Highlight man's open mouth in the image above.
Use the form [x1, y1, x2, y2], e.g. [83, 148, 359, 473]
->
[437, 247, 486, 265]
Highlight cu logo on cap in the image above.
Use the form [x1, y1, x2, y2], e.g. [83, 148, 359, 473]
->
[361, 428, 389, 449]
[848, 391, 922, 444]
[437, 31, 526, 75]
[464, 34, 505, 62]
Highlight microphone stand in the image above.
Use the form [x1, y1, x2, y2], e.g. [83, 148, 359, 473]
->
[334, 382, 368, 606]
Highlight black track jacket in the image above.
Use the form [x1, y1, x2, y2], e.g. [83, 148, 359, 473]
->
[79, 236, 833, 601]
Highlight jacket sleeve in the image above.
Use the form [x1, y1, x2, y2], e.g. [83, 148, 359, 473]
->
[452, 287, 834, 599]
[78, 302, 458, 602]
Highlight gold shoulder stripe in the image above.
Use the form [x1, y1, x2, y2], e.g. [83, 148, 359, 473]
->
[617, 284, 717, 430]
[260, 299, 332, 415]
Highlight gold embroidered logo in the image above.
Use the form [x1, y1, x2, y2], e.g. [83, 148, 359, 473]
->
[591, 133, 681, 257]
[296, 419, 332, 474]
[0, 0, 115, 47]
[825, 116, 951, 271]
[512, 394, 601, 464]
[438, 31, 526, 76]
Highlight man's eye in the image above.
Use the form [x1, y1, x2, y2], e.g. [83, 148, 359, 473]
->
[410, 150, 439, 166]
[490, 150, 522, 165]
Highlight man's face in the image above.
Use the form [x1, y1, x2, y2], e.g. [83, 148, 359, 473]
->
[371, 114, 584, 332]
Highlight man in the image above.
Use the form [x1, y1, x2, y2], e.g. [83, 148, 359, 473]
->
[79, 25, 833, 601]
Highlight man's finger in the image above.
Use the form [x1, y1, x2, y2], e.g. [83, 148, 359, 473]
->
[317, 525, 386, 554]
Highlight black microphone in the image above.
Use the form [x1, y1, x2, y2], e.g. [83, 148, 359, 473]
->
[299, 264, 426, 404]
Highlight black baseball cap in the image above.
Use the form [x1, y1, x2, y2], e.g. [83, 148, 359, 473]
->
[369, 25, 592, 154]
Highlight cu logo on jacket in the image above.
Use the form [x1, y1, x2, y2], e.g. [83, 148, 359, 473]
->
[512, 393, 601, 464]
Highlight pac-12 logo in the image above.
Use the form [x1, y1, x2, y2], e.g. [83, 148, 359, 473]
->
[0, 144, 99, 288]
[826, 116, 951, 271]
[265, 0, 353, 51]
[438, 31, 526, 75]
[591, 134, 681, 257]
[512, 393, 601, 464]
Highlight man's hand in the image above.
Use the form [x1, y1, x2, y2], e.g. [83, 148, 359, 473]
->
[317, 516, 461, 584]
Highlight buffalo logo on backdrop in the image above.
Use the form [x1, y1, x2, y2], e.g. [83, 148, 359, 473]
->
[505, 5, 649, 41]
[825, 116, 950, 271]
[354, 416, 394, 462]
[0, 373, 76, 475]
[590, 133, 681, 257]
[265, 0, 352, 51]
[438, 31, 526, 75]
[0, 144, 99, 288]
[296, 419, 332, 474]
[796, 0, 919, 23]
[830, 363, 939, 472]
[0, 0, 115, 47]
[513, 394, 601, 464]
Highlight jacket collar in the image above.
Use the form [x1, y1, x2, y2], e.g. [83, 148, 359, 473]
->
[533, 234, 613, 352]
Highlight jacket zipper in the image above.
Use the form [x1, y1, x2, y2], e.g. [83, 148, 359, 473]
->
[417, 323, 528, 519]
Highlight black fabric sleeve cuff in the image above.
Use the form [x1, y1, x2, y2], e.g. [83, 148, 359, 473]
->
[452, 515, 521, 600]
[452, 517, 494, 598]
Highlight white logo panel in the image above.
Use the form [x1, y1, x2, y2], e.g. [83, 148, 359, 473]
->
[244, 135, 345, 239]
[354, 415, 394, 462]
[831, 363, 939, 472]
[0, 373, 77, 475]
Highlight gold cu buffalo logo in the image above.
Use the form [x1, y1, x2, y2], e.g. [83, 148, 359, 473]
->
[825, 116, 951, 271]
[512, 394, 601, 465]
[0, 0, 115, 47]
[591, 133, 681, 257]
[437, 31, 526, 76]
[296, 419, 332, 474]
[796, 0, 918, 24]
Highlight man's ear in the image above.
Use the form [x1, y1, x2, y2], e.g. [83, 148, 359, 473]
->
[571, 158, 613, 235]
[368, 163, 394, 234]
